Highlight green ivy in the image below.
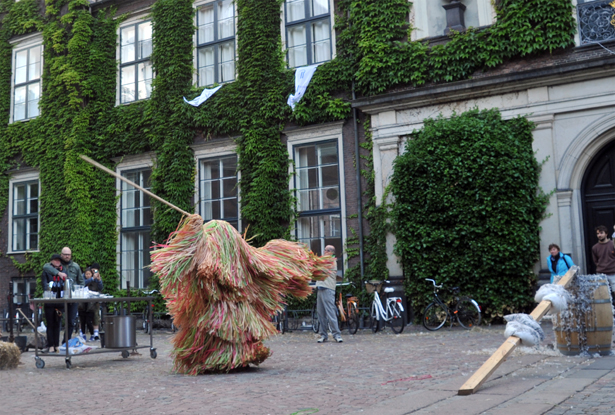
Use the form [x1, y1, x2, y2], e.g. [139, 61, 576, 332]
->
[390, 109, 549, 321]
[0, 0, 576, 307]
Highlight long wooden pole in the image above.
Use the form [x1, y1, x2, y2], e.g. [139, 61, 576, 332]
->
[457, 266, 578, 395]
[79, 155, 191, 217]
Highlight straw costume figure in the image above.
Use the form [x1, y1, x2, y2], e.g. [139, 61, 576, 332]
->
[150, 215, 335, 374]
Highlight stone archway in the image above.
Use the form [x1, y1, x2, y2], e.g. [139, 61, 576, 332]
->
[581, 139, 615, 274]
[557, 113, 615, 272]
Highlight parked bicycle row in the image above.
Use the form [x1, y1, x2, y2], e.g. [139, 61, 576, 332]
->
[272, 278, 482, 336]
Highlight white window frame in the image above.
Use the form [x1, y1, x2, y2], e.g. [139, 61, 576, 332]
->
[116, 12, 154, 106]
[285, 121, 346, 270]
[7, 169, 40, 254]
[9, 32, 43, 124]
[193, 0, 238, 87]
[193, 142, 241, 231]
[281, 0, 336, 68]
[115, 153, 155, 289]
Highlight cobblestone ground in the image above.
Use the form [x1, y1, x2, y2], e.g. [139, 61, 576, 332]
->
[0, 322, 613, 415]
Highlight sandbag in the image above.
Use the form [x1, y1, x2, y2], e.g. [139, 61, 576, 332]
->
[535, 284, 571, 313]
[504, 313, 544, 346]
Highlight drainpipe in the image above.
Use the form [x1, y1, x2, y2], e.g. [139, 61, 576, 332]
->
[352, 81, 364, 279]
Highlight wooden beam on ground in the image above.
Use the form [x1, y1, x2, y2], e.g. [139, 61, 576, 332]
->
[458, 266, 578, 396]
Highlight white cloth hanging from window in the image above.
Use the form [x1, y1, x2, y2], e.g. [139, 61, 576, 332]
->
[287, 63, 319, 110]
[184, 84, 223, 107]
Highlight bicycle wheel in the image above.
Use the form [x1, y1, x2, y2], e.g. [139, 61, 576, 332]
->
[370, 303, 382, 333]
[347, 304, 359, 334]
[389, 302, 405, 334]
[456, 297, 481, 329]
[311, 303, 320, 333]
[422, 302, 448, 331]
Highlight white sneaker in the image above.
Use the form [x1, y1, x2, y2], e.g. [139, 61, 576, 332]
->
[317, 335, 327, 343]
[334, 337, 343, 343]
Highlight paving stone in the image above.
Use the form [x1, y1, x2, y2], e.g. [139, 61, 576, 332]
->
[1, 323, 614, 415]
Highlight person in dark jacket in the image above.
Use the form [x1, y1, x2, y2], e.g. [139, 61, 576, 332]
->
[41, 254, 64, 352]
[78, 268, 96, 340]
[83, 263, 103, 341]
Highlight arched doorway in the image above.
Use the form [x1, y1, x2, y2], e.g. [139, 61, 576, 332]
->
[582, 139, 615, 274]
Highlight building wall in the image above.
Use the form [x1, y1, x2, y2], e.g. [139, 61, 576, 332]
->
[358, 53, 615, 277]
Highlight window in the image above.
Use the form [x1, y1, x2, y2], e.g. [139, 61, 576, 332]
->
[11, 180, 39, 252]
[120, 21, 153, 104]
[120, 168, 152, 289]
[13, 45, 41, 121]
[198, 155, 239, 229]
[196, 0, 236, 86]
[284, 0, 331, 68]
[293, 141, 342, 270]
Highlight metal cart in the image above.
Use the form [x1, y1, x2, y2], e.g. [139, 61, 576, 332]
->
[33, 296, 157, 369]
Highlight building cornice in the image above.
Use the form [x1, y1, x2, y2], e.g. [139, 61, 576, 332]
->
[352, 53, 615, 114]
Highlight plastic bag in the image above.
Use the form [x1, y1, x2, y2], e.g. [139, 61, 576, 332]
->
[59, 337, 94, 355]
[504, 313, 544, 346]
[37, 321, 47, 334]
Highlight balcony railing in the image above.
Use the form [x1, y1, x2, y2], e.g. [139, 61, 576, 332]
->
[578, 0, 615, 45]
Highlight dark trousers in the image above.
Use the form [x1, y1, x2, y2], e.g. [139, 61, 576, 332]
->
[44, 304, 61, 348]
[66, 303, 78, 339]
[79, 308, 94, 335]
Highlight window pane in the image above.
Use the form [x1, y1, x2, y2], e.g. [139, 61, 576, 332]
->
[27, 83, 40, 118]
[198, 6, 215, 44]
[223, 198, 238, 218]
[198, 47, 215, 87]
[121, 65, 136, 103]
[222, 178, 237, 198]
[14, 86, 26, 121]
[287, 0, 305, 22]
[312, 0, 329, 16]
[321, 186, 339, 209]
[138, 22, 153, 60]
[218, 0, 235, 39]
[321, 165, 338, 187]
[28, 216, 38, 233]
[287, 25, 307, 68]
[319, 142, 337, 164]
[13, 219, 25, 251]
[219, 41, 235, 82]
[121, 26, 135, 63]
[222, 157, 237, 176]
[137, 61, 153, 100]
[201, 159, 220, 180]
[29, 46, 41, 81]
[15, 50, 27, 84]
[312, 20, 331, 63]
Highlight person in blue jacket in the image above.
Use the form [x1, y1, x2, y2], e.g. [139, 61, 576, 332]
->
[547, 243, 574, 283]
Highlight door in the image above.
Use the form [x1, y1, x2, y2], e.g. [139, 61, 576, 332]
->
[582, 140, 615, 273]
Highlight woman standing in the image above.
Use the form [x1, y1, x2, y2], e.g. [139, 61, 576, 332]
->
[546, 243, 575, 283]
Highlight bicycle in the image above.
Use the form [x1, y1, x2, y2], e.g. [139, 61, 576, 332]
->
[365, 280, 405, 334]
[422, 279, 481, 331]
[272, 305, 288, 334]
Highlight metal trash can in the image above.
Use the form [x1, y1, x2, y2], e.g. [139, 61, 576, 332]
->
[103, 315, 136, 348]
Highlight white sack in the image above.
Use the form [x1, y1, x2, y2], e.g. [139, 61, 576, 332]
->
[534, 284, 571, 313]
[504, 313, 545, 346]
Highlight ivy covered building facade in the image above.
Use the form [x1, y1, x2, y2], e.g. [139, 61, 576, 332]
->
[0, 0, 610, 318]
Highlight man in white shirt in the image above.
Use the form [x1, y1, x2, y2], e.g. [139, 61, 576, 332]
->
[316, 245, 343, 343]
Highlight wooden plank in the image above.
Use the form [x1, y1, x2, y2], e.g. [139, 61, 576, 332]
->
[457, 266, 578, 395]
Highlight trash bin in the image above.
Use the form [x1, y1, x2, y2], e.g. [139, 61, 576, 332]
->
[103, 315, 136, 348]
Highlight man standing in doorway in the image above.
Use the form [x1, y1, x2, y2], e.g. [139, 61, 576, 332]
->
[592, 226, 615, 291]
[43, 247, 83, 339]
[316, 245, 343, 344]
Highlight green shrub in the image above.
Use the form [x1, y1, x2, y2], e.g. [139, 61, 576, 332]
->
[391, 109, 549, 321]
